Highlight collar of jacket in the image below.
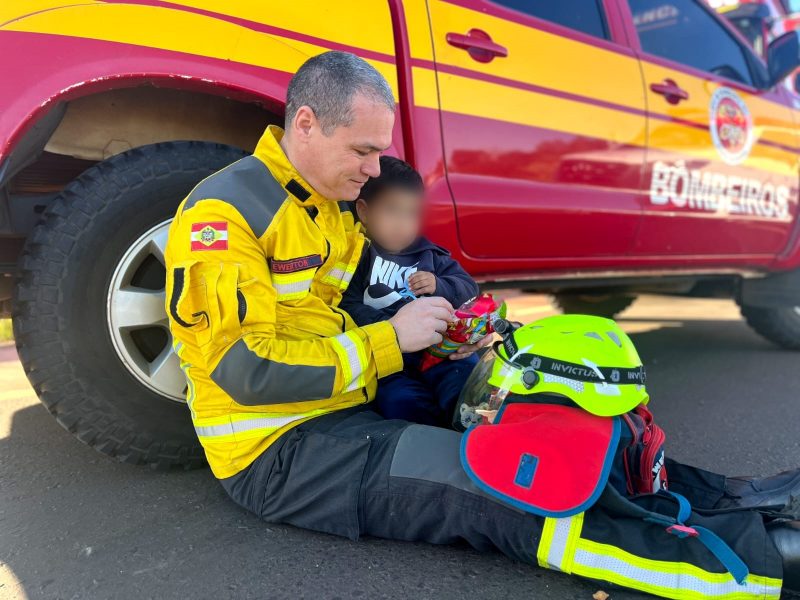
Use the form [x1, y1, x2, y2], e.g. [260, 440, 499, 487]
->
[253, 125, 327, 208]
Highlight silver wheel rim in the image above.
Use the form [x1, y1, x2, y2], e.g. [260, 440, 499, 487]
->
[106, 220, 186, 402]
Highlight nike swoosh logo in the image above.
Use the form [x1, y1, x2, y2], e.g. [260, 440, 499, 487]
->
[364, 287, 404, 310]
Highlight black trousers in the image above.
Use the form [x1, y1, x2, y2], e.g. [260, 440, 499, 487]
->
[220, 406, 784, 598]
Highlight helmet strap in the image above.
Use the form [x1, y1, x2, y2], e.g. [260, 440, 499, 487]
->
[493, 341, 646, 385]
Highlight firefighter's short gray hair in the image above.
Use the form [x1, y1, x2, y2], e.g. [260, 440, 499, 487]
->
[285, 51, 395, 135]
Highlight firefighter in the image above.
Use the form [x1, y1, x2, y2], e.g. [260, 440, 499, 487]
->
[165, 51, 800, 598]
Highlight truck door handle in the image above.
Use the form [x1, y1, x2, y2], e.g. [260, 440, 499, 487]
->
[446, 29, 508, 63]
[650, 79, 689, 105]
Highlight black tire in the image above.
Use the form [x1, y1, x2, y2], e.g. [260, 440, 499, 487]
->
[740, 305, 800, 350]
[13, 141, 247, 469]
[552, 293, 637, 319]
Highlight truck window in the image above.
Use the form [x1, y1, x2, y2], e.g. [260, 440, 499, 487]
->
[627, 0, 754, 86]
[490, 0, 609, 40]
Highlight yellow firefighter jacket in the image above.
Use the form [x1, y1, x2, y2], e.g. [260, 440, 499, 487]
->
[164, 125, 403, 479]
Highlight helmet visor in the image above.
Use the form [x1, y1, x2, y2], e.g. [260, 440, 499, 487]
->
[453, 347, 523, 430]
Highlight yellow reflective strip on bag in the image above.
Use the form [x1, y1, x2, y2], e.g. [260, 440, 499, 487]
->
[561, 512, 584, 574]
[572, 538, 782, 600]
[536, 514, 584, 573]
[537, 516, 558, 569]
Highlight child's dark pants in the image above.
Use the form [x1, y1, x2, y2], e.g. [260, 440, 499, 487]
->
[374, 352, 479, 427]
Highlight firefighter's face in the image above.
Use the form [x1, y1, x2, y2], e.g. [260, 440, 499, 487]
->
[292, 94, 395, 200]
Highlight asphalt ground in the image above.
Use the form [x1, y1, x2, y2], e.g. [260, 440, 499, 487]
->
[1, 294, 799, 600]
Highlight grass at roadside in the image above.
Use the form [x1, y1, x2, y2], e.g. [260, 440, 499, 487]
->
[0, 319, 13, 342]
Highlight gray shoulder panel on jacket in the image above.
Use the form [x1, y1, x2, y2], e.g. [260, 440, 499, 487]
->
[183, 156, 286, 238]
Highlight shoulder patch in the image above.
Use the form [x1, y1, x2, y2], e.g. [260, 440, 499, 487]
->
[183, 156, 286, 238]
[191, 222, 228, 251]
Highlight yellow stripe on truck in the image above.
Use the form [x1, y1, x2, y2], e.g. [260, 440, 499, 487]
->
[436, 69, 647, 146]
[166, 0, 398, 59]
[1, 2, 400, 98]
[427, 0, 647, 113]
[649, 121, 799, 179]
[641, 61, 799, 152]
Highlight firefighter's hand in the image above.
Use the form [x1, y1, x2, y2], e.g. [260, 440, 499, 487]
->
[407, 271, 437, 296]
[450, 334, 493, 360]
[389, 297, 455, 352]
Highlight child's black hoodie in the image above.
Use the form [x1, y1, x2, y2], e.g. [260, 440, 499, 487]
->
[340, 236, 479, 327]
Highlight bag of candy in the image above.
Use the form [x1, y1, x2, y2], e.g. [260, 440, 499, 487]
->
[419, 293, 507, 371]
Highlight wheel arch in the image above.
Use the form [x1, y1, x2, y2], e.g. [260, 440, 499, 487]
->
[0, 24, 298, 169]
[0, 69, 288, 194]
[0, 74, 288, 274]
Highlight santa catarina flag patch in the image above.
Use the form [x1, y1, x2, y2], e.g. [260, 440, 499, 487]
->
[191, 222, 228, 251]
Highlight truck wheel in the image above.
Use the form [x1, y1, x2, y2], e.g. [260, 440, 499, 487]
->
[552, 293, 637, 319]
[13, 141, 247, 468]
[740, 305, 800, 350]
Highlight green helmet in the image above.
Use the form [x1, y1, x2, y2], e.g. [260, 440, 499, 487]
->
[455, 314, 648, 429]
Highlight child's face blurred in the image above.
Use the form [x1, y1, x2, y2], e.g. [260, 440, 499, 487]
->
[356, 188, 423, 253]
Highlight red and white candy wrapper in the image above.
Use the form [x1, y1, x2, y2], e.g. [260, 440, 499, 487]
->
[419, 293, 507, 371]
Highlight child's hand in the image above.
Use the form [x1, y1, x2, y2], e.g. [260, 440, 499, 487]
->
[407, 271, 437, 296]
[450, 333, 494, 360]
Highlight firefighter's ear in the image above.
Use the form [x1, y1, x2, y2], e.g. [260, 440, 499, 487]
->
[292, 105, 317, 139]
[355, 198, 369, 225]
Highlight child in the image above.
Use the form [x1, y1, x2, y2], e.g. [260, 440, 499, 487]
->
[340, 156, 480, 426]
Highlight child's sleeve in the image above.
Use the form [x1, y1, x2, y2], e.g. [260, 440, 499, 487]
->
[432, 253, 480, 308]
[339, 247, 391, 327]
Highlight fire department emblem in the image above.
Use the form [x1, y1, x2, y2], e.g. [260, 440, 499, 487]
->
[709, 87, 753, 165]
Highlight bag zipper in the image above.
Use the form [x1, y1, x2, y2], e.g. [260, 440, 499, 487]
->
[621, 412, 640, 496]
[640, 423, 666, 493]
[622, 412, 641, 445]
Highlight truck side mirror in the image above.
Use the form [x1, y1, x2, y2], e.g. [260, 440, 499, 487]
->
[768, 30, 800, 87]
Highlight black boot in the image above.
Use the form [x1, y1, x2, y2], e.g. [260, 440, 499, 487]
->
[715, 468, 800, 515]
[769, 521, 800, 593]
